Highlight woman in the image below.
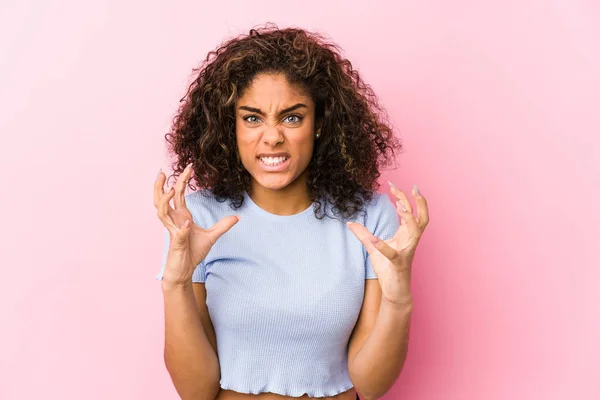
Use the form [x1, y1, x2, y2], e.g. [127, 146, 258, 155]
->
[154, 25, 429, 400]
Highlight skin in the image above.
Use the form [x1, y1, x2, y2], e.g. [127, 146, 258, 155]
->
[154, 71, 430, 400]
[235, 72, 317, 216]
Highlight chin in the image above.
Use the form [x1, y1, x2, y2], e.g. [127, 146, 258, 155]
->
[249, 169, 297, 190]
[253, 178, 291, 191]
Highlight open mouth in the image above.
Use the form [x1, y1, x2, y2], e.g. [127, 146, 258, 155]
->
[257, 156, 290, 171]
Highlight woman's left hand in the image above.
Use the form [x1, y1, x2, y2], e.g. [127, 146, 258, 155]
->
[346, 183, 429, 305]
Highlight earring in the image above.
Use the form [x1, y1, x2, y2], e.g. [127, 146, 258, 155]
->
[316, 132, 320, 139]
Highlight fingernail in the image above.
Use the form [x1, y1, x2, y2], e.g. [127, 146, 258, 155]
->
[157, 168, 162, 178]
[413, 184, 421, 196]
[397, 200, 407, 212]
[387, 181, 398, 190]
[369, 236, 381, 244]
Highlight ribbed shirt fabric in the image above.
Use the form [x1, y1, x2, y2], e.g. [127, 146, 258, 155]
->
[156, 188, 399, 398]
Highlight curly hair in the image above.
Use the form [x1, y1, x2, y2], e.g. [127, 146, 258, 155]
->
[164, 23, 402, 221]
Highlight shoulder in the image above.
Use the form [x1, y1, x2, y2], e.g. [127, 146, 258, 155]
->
[185, 188, 220, 207]
[362, 191, 399, 240]
[365, 191, 394, 212]
[184, 188, 235, 225]
[317, 191, 395, 225]
[353, 191, 395, 222]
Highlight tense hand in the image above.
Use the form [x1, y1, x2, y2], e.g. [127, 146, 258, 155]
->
[153, 163, 240, 285]
[347, 183, 429, 304]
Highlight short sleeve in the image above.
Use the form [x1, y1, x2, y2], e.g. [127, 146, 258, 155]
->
[155, 227, 207, 283]
[364, 193, 400, 279]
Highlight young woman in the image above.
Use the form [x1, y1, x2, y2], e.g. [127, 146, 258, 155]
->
[154, 25, 429, 400]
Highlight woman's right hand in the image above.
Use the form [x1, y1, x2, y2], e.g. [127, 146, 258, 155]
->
[153, 163, 240, 285]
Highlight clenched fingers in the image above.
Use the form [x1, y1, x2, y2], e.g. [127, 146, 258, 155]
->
[388, 182, 430, 232]
[159, 186, 177, 231]
[411, 185, 429, 231]
[154, 169, 166, 208]
[388, 181, 413, 215]
[173, 163, 193, 210]
[154, 169, 177, 231]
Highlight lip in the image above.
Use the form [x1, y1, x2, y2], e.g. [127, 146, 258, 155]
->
[257, 156, 290, 172]
[257, 152, 290, 158]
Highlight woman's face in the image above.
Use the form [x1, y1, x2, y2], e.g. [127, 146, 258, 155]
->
[235, 72, 316, 193]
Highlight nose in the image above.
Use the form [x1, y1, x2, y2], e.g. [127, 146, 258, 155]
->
[262, 125, 284, 146]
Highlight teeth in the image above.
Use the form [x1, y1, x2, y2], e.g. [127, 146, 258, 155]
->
[260, 156, 288, 166]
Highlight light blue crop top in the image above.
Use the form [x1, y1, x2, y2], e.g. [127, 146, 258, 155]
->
[156, 189, 399, 398]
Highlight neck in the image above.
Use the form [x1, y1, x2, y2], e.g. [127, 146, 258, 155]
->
[249, 172, 312, 216]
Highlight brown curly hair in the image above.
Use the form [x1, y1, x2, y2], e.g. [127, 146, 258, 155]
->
[164, 23, 402, 221]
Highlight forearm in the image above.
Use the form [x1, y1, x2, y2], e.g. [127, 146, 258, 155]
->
[162, 281, 220, 400]
[351, 297, 413, 400]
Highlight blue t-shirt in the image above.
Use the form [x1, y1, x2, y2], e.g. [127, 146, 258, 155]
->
[156, 189, 399, 397]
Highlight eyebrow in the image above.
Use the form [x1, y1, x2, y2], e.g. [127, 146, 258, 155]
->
[238, 103, 308, 117]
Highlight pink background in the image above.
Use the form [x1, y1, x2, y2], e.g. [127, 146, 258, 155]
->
[1, 1, 598, 399]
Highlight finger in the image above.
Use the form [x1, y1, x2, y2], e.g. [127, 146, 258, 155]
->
[157, 205, 178, 233]
[393, 198, 405, 225]
[173, 163, 193, 210]
[154, 168, 166, 208]
[412, 185, 430, 230]
[172, 218, 192, 247]
[393, 199, 421, 238]
[387, 182, 413, 214]
[346, 221, 377, 254]
[346, 222, 398, 262]
[393, 198, 416, 230]
[157, 186, 177, 229]
[346, 221, 402, 263]
[206, 215, 241, 244]
[395, 192, 419, 232]
[370, 235, 400, 263]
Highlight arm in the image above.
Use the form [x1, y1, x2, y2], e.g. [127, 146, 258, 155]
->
[348, 279, 413, 400]
[347, 184, 428, 399]
[162, 280, 220, 400]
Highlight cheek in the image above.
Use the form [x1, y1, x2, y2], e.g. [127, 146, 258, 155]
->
[298, 135, 315, 151]
[235, 133, 257, 161]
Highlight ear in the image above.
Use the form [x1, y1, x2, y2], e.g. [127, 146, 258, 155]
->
[314, 117, 323, 131]
[316, 118, 325, 137]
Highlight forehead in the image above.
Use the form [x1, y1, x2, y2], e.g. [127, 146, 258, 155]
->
[237, 73, 312, 105]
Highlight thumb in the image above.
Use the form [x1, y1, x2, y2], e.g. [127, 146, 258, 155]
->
[346, 221, 377, 254]
[207, 215, 241, 242]
[346, 221, 398, 262]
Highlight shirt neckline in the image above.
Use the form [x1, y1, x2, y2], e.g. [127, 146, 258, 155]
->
[243, 191, 315, 221]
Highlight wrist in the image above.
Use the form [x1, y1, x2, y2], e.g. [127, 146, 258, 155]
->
[382, 294, 414, 311]
[161, 279, 193, 293]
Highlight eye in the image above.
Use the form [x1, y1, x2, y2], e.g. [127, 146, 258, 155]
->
[243, 115, 261, 124]
[284, 115, 303, 124]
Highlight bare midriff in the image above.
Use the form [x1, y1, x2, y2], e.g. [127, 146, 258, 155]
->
[215, 387, 357, 400]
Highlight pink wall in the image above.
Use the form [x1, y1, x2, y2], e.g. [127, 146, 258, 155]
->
[1, 1, 598, 399]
